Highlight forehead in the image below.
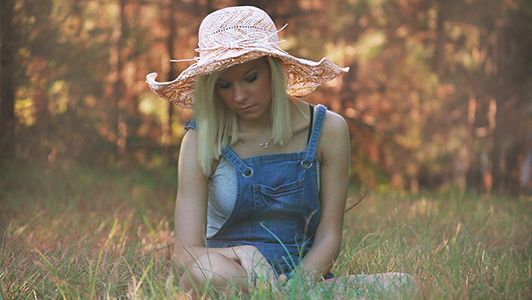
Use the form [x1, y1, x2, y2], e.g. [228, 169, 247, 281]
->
[218, 57, 270, 80]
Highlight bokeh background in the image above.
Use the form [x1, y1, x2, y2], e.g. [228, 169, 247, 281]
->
[1, 0, 531, 195]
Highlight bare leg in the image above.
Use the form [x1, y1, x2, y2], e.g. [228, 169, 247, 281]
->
[179, 252, 248, 297]
[324, 272, 419, 299]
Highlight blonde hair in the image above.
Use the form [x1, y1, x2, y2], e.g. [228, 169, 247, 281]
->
[193, 57, 292, 175]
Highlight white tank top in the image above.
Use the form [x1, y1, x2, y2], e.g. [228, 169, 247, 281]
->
[206, 156, 237, 238]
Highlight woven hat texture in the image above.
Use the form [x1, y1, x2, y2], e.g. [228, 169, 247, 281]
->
[146, 6, 349, 108]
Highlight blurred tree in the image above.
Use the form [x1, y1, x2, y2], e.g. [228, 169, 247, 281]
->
[4, 0, 530, 194]
[0, 0, 20, 163]
[113, 0, 128, 155]
[443, 0, 532, 195]
[162, 0, 178, 163]
[491, 2, 532, 195]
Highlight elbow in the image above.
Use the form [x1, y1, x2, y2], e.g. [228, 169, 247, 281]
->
[173, 245, 197, 273]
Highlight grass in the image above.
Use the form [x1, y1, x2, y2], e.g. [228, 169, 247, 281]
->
[1, 160, 531, 299]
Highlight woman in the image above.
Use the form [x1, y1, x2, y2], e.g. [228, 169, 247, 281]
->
[147, 6, 417, 298]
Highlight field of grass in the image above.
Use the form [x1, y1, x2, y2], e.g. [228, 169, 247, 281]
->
[1, 160, 531, 299]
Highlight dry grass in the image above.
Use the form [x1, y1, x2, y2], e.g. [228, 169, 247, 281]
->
[1, 160, 531, 299]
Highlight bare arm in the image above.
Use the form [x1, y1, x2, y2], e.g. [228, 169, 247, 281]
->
[173, 128, 214, 271]
[298, 110, 350, 280]
[174, 129, 276, 283]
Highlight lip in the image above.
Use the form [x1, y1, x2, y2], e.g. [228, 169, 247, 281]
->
[238, 104, 256, 112]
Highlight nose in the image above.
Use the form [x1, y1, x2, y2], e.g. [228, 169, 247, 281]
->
[233, 83, 247, 103]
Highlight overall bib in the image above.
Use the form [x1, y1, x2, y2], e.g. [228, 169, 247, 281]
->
[187, 105, 332, 278]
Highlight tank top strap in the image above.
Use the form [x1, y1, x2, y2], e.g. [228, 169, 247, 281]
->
[302, 104, 327, 168]
[222, 147, 254, 177]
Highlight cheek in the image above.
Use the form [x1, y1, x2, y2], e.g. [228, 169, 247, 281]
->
[217, 90, 233, 108]
[257, 78, 272, 99]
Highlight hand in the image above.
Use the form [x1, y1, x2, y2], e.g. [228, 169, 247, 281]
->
[278, 273, 293, 291]
[234, 245, 277, 287]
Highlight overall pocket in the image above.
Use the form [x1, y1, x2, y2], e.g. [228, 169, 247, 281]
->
[252, 178, 305, 214]
[251, 178, 306, 242]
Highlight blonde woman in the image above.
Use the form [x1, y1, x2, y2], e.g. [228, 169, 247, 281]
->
[147, 6, 417, 298]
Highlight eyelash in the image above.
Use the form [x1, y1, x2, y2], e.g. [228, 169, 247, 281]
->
[246, 75, 258, 82]
[218, 74, 258, 89]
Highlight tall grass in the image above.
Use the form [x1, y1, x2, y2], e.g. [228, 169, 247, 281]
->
[1, 160, 530, 299]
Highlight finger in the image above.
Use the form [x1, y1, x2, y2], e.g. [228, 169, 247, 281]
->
[278, 274, 288, 283]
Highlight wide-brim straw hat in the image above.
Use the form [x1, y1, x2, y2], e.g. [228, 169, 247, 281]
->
[146, 6, 349, 109]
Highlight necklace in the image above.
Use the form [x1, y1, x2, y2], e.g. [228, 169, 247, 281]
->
[242, 128, 272, 148]
[249, 135, 272, 148]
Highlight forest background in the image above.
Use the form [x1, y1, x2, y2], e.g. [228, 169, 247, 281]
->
[1, 0, 532, 195]
[1, 0, 532, 298]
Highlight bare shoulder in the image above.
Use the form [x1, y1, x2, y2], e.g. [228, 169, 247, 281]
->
[322, 109, 349, 139]
[182, 127, 198, 144]
[177, 127, 209, 195]
[319, 109, 350, 158]
[180, 128, 199, 157]
[180, 127, 220, 174]
[179, 128, 205, 173]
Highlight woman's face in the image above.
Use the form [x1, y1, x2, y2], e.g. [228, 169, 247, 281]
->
[216, 57, 272, 123]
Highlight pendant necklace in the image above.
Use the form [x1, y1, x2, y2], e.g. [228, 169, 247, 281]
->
[249, 134, 272, 148]
[242, 128, 272, 149]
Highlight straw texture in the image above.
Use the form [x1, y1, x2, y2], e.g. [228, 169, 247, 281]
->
[146, 6, 349, 108]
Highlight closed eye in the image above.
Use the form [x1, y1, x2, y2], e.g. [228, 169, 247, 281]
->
[245, 74, 258, 83]
[218, 82, 230, 89]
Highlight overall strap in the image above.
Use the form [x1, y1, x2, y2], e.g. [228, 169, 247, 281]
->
[184, 120, 197, 131]
[302, 105, 327, 168]
[187, 120, 253, 176]
[222, 147, 254, 177]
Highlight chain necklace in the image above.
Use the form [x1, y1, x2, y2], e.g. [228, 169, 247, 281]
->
[242, 128, 272, 149]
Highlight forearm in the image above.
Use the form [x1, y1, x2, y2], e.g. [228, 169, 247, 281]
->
[299, 235, 342, 281]
[174, 244, 241, 272]
[175, 244, 277, 285]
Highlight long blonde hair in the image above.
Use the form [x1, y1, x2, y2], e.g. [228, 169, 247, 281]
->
[193, 57, 292, 176]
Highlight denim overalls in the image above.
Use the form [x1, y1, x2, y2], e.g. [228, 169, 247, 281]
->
[186, 105, 332, 278]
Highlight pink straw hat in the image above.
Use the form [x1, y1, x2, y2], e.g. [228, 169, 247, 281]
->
[146, 6, 349, 109]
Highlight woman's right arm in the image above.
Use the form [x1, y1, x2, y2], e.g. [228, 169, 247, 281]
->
[174, 130, 276, 283]
[174, 129, 235, 270]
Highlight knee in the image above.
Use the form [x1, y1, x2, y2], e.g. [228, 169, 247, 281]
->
[179, 252, 247, 290]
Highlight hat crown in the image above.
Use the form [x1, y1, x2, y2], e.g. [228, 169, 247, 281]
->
[146, 6, 349, 109]
[197, 6, 279, 56]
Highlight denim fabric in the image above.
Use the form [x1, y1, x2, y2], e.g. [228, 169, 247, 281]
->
[185, 105, 333, 279]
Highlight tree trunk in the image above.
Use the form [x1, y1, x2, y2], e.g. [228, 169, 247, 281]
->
[0, 0, 18, 163]
[112, 0, 127, 156]
[432, 0, 446, 77]
[163, 2, 177, 163]
[491, 20, 511, 195]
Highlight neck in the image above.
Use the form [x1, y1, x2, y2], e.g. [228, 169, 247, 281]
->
[237, 108, 273, 132]
[238, 115, 273, 147]
[239, 118, 272, 131]
[239, 122, 272, 140]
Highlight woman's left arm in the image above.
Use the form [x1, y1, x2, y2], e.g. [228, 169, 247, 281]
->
[299, 110, 350, 280]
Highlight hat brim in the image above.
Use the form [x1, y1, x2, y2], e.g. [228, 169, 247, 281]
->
[146, 47, 349, 109]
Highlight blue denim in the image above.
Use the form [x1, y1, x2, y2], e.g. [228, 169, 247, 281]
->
[186, 105, 333, 279]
